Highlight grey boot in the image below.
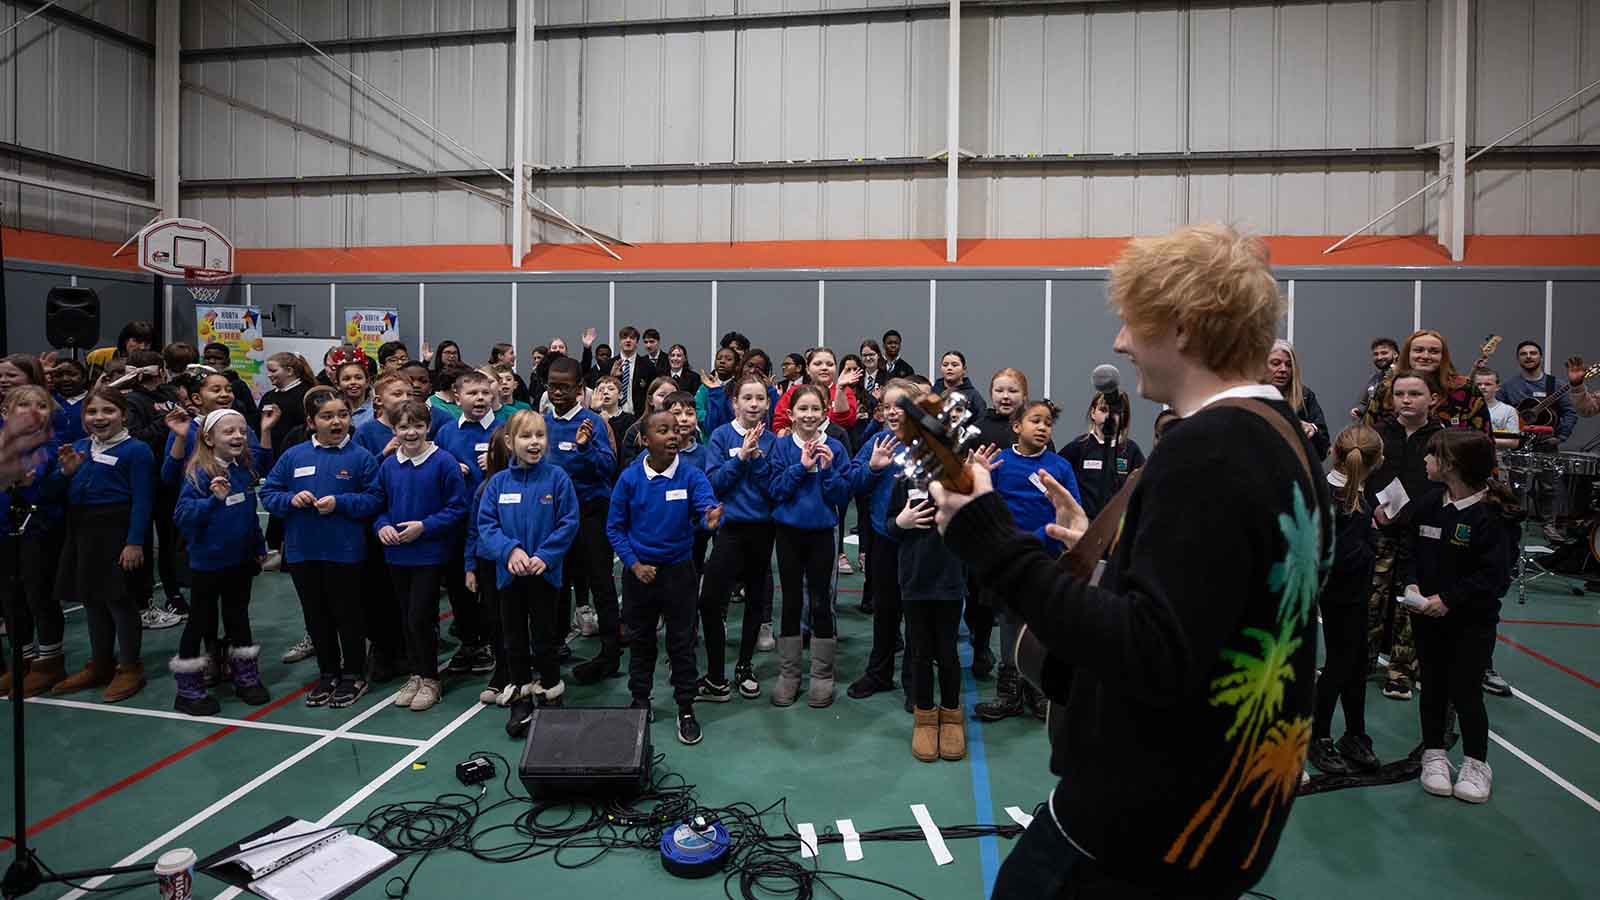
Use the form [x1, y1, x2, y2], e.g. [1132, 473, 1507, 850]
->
[771, 636, 803, 707]
[807, 638, 837, 708]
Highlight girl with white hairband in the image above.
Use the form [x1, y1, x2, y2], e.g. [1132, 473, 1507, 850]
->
[170, 408, 270, 716]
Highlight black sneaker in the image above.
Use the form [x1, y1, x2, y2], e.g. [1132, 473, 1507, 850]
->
[847, 674, 893, 700]
[1307, 736, 1352, 775]
[971, 646, 995, 680]
[445, 646, 479, 675]
[1482, 668, 1512, 697]
[572, 649, 621, 685]
[695, 676, 732, 703]
[630, 696, 654, 723]
[305, 675, 338, 707]
[734, 663, 760, 700]
[1336, 733, 1380, 773]
[1382, 678, 1413, 701]
[329, 677, 368, 709]
[470, 645, 496, 673]
[506, 698, 535, 739]
[676, 710, 702, 745]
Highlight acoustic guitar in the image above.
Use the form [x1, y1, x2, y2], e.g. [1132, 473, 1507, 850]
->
[1517, 362, 1600, 427]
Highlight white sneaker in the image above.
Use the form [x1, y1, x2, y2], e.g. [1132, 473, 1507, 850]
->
[836, 553, 854, 575]
[140, 606, 183, 630]
[261, 550, 283, 571]
[281, 634, 316, 663]
[756, 622, 775, 652]
[394, 675, 422, 707]
[1420, 748, 1454, 797]
[1453, 757, 1493, 803]
[410, 678, 441, 711]
[575, 605, 599, 637]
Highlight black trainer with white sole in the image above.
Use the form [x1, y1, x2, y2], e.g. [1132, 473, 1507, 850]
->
[676, 711, 702, 745]
[329, 677, 368, 708]
[695, 676, 732, 703]
[305, 676, 338, 707]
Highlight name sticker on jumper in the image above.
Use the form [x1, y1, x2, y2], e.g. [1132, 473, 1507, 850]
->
[1028, 472, 1049, 494]
[1419, 525, 1442, 540]
[558, 442, 576, 451]
[909, 488, 930, 502]
[665, 489, 688, 501]
[729, 447, 742, 458]
[293, 465, 316, 478]
[1083, 459, 1104, 470]
[92, 452, 118, 466]
[474, 443, 490, 452]
[225, 492, 246, 506]
[500, 493, 522, 504]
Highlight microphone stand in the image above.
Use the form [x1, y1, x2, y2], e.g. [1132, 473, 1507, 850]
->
[1101, 407, 1119, 503]
[4, 502, 151, 898]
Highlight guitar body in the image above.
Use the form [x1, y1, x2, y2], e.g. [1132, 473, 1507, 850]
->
[1518, 396, 1555, 427]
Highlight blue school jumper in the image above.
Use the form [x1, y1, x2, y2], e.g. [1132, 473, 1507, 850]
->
[66, 434, 156, 545]
[259, 437, 383, 564]
[428, 405, 452, 440]
[705, 422, 776, 524]
[545, 405, 617, 505]
[51, 393, 86, 445]
[374, 444, 470, 566]
[767, 433, 852, 530]
[475, 462, 581, 589]
[992, 446, 1081, 556]
[434, 410, 501, 497]
[696, 383, 732, 441]
[849, 426, 900, 540]
[606, 455, 718, 567]
[355, 417, 394, 458]
[0, 425, 64, 539]
[159, 420, 264, 487]
[174, 463, 266, 570]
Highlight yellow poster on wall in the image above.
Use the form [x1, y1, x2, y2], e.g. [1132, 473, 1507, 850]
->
[345, 308, 400, 358]
[195, 305, 266, 398]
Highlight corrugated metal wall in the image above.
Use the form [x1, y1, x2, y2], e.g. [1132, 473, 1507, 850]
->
[0, 0, 154, 242]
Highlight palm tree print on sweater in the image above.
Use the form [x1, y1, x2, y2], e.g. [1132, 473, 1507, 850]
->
[1164, 485, 1326, 870]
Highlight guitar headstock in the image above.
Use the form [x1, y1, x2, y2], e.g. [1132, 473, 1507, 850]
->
[1473, 334, 1502, 369]
[892, 393, 982, 494]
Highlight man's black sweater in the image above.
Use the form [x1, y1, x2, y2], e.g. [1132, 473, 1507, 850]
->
[942, 395, 1332, 895]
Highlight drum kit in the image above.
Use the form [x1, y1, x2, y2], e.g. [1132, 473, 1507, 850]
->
[1499, 446, 1600, 602]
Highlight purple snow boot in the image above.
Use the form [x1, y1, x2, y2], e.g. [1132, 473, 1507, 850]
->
[231, 645, 271, 706]
[172, 657, 220, 717]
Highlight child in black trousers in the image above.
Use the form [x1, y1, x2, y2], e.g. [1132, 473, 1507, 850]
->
[887, 479, 967, 763]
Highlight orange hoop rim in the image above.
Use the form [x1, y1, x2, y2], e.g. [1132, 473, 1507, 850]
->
[183, 266, 234, 283]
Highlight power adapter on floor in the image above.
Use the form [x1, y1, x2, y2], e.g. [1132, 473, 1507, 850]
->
[456, 757, 495, 786]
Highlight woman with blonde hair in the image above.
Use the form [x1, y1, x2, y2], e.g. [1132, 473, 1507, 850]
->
[1265, 340, 1330, 458]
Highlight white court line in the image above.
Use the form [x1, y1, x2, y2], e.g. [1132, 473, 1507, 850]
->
[1489, 731, 1600, 815]
[62, 604, 82, 614]
[1512, 687, 1600, 748]
[22, 696, 425, 747]
[59, 691, 401, 900]
[211, 700, 489, 900]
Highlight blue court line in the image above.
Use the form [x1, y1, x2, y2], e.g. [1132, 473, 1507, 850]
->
[957, 639, 1001, 898]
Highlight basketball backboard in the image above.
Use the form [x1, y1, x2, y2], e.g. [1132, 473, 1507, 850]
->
[137, 217, 235, 279]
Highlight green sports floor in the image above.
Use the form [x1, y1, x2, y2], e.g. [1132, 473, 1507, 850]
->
[3, 520, 1598, 900]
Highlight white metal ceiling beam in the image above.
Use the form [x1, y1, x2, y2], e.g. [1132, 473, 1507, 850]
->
[154, 0, 180, 218]
[1447, 0, 1469, 261]
[512, 0, 532, 267]
[0, 171, 160, 209]
[945, 0, 960, 263]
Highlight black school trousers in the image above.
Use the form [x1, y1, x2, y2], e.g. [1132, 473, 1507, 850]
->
[289, 560, 365, 678]
[776, 525, 835, 639]
[2, 529, 64, 659]
[906, 595, 962, 710]
[502, 572, 565, 690]
[390, 564, 442, 679]
[697, 521, 775, 682]
[1313, 599, 1368, 739]
[363, 535, 402, 669]
[570, 498, 620, 649]
[58, 505, 143, 666]
[623, 560, 698, 708]
[861, 537, 909, 687]
[179, 564, 256, 659]
[1416, 619, 1495, 761]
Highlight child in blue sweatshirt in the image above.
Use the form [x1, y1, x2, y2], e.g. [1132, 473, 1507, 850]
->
[260, 390, 383, 709]
[170, 408, 270, 716]
[973, 399, 1081, 723]
[543, 357, 622, 686]
[668, 391, 715, 574]
[354, 373, 413, 682]
[432, 370, 503, 677]
[607, 410, 721, 746]
[846, 380, 914, 705]
[355, 374, 412, 459]
[376, 400, 470, 712]
[693, 346, 741, 441]
[49, 358, 88, 445]
[476, 409, 580, 738]
[766, 384, 853, 709]
[1, 386, 68, 697]
[51, 387, 155, 703]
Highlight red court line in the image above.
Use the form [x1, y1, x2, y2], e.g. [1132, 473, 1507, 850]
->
[1501, 618, 1600, 629]
[1497, 635, 1600, 690]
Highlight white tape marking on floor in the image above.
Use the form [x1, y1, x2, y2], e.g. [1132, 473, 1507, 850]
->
[1512, 687, 1600, 748]
[23, 696, 425, 747]
[910, 803, 953, 865]
[1004, 806, 1034, 828]
[836, 818, 863, 862]
[62, 604, 83, 614]
[797, 822, 819, 858]
[58, 692, 399, 900]
[1489, 731, 1600, 815]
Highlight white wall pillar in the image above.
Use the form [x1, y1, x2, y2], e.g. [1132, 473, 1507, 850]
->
[511, 0, 533, 267]
[944, 0, 961, 263]
[154, 0, 180, 217]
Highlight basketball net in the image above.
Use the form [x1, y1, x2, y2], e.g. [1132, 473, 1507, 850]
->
[182, 266, 232, 305]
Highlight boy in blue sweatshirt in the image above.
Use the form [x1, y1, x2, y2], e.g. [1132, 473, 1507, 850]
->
[49, 358, 88, 445]
[353, 372, 413, 681]
[543, 357, 623, 685]
[375, 400, 470, 712]
[607, 410, 722, 746]
[668, 391, 714, 575]
[432, 370, 502, 675]
[355, 373, 412, 459]
[260, 391, 383, 709]
[476, 409, 581, 737]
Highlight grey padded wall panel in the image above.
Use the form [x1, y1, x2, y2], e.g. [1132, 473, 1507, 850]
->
[425, 283, 513, 368]
[4, 270, 72, 355]
[516, 282, 608, 365]
[717, 281, 819, 371]
[1549, 281, 1600, 452]
[335, 283, 423, 355]
[614, 281, 714, 372]
[250, 283, 339, 337]
[823, 281, 930, 374]
[1048, 278, 1164, 452]
[1420, 281, 1548, 381]
[1292, 280, 1416, 427]
[934, 280, 1046, 407]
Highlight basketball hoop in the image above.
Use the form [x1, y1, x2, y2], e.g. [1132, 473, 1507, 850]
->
[183, 267, 233, 283]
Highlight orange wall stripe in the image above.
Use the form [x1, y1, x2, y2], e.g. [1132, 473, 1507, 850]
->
[6, 227, 1598, 275]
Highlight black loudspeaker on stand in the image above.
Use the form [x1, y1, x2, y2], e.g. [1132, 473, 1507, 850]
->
[4, 503, 150, 898]
[44, 287, 100, 355]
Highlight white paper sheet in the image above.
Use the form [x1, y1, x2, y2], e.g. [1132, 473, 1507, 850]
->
[249, 833, 394, 900]
[1377, 478, 1410, 519]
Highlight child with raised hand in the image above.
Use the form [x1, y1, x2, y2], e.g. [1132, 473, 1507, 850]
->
[160, 371, 263, 488]
[766, 384, 854, 709]
[170, 409, 269, 716]
[51, 387, 154, 702]
[889, 471, 968, 763]
[1060, 389, 1145, 521]
[1407, 429, 1516, 804]
[972, 399, 1081, 723]
[356, 373, 412, 459]
[1307, 423, 1384, 776]
[694, 346, 741, 441]
[607, 410, 722, 745]
[476, 410, 580, 737]
[259, 390, 383, 709]
[0, 385, 68, 696]
[697, 376, 778, 702]
[433, 369, 505, 678]
[845, 380, 911, 705]
[375, 400, 470, 712]
[667, 391, 714, 575]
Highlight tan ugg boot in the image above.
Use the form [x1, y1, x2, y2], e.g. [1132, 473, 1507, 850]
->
[0, 658, 25, 698]
[938, 706, 967, 761]
[52, 657, 114, 695]
[21, 656, 67, 697]
[912, 707, 940, 762]
[102, 662, 146, 703]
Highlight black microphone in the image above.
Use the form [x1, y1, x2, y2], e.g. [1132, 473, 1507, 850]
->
[1091, 364, 1121, 396]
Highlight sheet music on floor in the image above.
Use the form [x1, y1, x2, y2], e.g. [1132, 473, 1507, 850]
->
[211, 818, 395, 900]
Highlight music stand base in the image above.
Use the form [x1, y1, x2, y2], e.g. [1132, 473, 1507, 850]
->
[2, 855, 42, 900]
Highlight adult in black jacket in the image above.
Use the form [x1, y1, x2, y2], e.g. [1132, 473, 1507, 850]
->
[930, 225, 1332, 900]
[1267, 340, 1330, 459]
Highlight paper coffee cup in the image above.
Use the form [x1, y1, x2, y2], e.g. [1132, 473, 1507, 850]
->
[154, 848, 196, 900]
